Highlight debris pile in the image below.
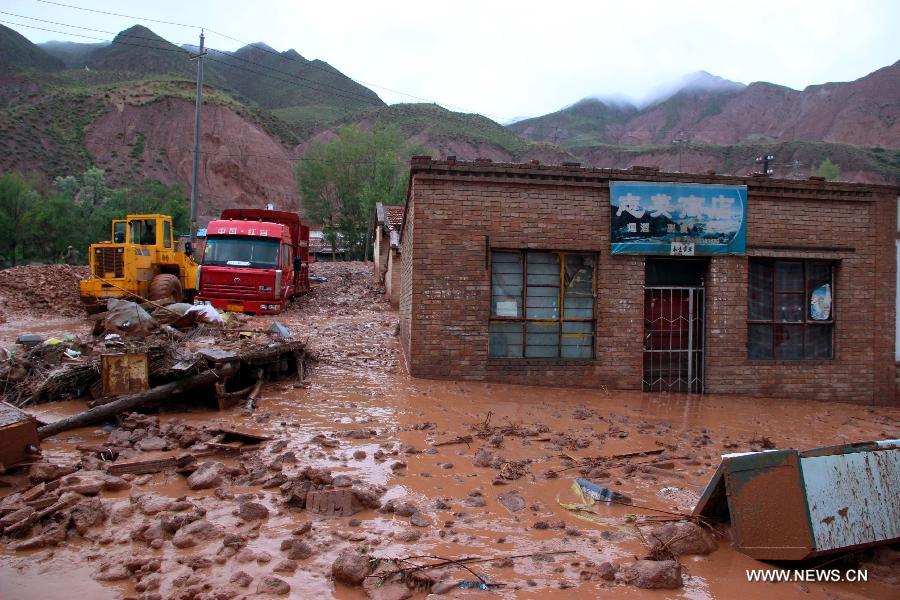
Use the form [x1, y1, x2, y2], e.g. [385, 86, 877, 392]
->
[1, 300, 307, 410]
[0, 264, 89, 322]
[286, 262, 398, 373]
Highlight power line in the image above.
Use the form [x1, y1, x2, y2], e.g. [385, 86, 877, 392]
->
[31, 0, 516, 122]
[0, 18, 186, 52]
[35, 0, 201, 30]
[3, 13, 386, 110]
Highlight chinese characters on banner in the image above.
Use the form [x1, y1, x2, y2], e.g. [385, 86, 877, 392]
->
[610, 182, 747, 255]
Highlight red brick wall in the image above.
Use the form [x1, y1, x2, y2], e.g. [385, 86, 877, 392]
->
[399, 162, 897, 404]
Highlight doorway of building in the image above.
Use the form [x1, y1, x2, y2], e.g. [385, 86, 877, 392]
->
[642, 259, 706, 393]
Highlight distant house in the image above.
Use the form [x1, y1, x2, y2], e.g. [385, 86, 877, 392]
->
[373, 203, 404, 306]
[309, 228, 347, 261]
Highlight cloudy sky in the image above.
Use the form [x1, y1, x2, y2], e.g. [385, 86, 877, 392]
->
[4, 0, 899, 121]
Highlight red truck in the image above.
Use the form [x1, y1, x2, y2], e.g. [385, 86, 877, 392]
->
[196, 209, 310, 314]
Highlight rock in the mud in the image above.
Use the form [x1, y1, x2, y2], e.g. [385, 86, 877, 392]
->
[648, 521, 716, 556]
[134, 493, 171, 515]
[363, 579, 412, 600]
[331, 548, 372, 585]
[280, 539, 314, 560]
[281, 478, 313, 507]
[472, 448, 496, 467]
[187, 461, 226, 490]
[617, 560, 682, 589]
[109, 503, 134, 524]
[135, 436, 167, 452]
[70, 497, 107, 534]
[292, 521, 312, 537]
[573, 407, 593, 420]
[497, 491, 526, 513]
[0, 506, 34, 528]
[171, 519, 224, 548]
[273, 559, 298, 574]
[306, 488, 380, 517]
[581, 561, 617, 581]
[28, 462, 76, 483]
[236, 501, 269, 521]
[380, 498, 418, 517]
[463, 495, 486, 508]
[257, 575, 290, 595]
[409, 512, 430, 527]
[230, 571, 253, 588]
[394, 528, 421, 543]
[93, 560, 131, 581]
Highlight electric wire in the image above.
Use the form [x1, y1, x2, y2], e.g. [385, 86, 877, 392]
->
[31, 0, 516, 121]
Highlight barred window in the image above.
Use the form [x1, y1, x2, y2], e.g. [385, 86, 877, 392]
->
[489, 251, 595, 359]
[748, 260, 834, 360]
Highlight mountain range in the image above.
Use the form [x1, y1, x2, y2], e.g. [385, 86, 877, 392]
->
[1, 22, 898, 223]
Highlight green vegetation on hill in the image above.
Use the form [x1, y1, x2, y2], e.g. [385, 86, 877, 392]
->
[510, 98, 635, 146]
[0, 82, 104, 178]
[206, 45, 382, 113]
[0, 24, 64, 72]
[39, 40, 109, 69]
[566, 139, 900, 181]
[86, 25, 196, 79]
[342, 103, 532, 157]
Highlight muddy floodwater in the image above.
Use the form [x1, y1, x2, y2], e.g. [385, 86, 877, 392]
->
[1, 263, 898, 599]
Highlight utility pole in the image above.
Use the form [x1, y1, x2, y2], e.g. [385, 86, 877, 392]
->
[671, 131, 689, 172]
[189, 30, 207, 247]
[755, 153, 775, 176]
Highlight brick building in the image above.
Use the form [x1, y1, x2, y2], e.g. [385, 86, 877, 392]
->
[372, 203, 405, 306]
[398, 157, 899, 405]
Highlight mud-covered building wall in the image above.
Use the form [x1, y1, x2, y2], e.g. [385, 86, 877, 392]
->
[398, 158, 898, 404]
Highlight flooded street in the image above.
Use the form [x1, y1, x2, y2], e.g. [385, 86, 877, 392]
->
[1, 263, 898, 599]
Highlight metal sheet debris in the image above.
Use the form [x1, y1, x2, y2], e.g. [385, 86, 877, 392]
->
[0, 402, 40, 470]
[693, 439, 900, 560]
[101, 352, 149, 396]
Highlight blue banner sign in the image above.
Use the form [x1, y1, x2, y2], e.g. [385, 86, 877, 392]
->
[610, 181, 747, 255]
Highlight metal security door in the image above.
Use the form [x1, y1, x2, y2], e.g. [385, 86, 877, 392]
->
[642, 287, 704, 393]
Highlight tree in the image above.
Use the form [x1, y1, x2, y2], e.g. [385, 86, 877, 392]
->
[812, 158, 841, 182]
[296, 124, 426, 260]
[0, 168, 190, 267]
[0, 173, 39, 266]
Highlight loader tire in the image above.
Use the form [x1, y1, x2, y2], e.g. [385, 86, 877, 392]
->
[149, 274, 183, 303]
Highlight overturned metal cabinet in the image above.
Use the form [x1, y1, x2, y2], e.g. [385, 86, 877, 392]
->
[693, 440, 900, 560]
[0, 402, 40, 470]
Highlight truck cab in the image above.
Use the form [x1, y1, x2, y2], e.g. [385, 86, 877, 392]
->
[196, 210, 309, 314]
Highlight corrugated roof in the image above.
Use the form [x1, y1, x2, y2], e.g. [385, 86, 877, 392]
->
[384, 205, 405, 231]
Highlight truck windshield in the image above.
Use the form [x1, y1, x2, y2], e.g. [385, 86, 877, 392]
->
[202, 237, 279, 269]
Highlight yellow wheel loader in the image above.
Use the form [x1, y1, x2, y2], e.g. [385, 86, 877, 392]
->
[79, 214, 199, 313]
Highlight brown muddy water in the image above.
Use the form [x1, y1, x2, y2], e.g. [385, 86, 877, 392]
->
[1, 264, 898, 599]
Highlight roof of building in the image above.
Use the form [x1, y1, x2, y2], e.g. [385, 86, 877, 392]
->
[384, 205, 405, 231]
[400, 156, 899, 242]
[309, 229, 346, 254]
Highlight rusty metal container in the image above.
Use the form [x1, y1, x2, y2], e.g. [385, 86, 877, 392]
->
[0, 402, 39, 470]
[693, 440, 900, 560]
[101, 352, 149, 396]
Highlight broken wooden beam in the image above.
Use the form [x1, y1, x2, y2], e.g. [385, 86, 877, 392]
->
[37, 363, 237, 439]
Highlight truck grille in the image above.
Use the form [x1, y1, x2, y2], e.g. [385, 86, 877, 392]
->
[93, 247, 124, 278]
[201, 283, 259, 299]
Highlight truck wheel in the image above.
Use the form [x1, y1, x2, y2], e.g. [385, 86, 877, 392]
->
[149, 274, 183, 303]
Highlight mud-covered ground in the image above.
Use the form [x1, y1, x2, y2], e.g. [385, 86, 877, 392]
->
[1, 261, 899, 600]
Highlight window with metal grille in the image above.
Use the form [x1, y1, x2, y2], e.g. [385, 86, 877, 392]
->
[748, 260, 834, 360]
[489, 251, 596, 359]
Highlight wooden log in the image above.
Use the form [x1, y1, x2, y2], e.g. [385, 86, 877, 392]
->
[37, 363, 237, 439]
